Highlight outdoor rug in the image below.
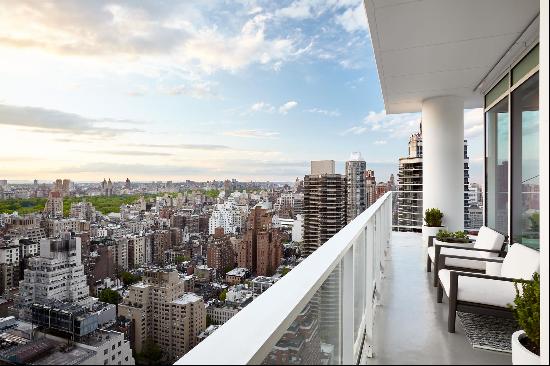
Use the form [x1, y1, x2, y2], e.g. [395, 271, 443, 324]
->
[457, 312, 520, 353]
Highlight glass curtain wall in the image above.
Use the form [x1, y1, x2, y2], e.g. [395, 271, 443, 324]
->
[484, 44, 539, 249]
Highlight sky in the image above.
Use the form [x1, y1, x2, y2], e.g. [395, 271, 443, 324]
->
[0, 0, 485, 184]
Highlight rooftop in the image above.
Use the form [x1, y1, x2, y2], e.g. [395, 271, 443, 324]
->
[226, 267, 249, 277]
[172, 293, 203, 305]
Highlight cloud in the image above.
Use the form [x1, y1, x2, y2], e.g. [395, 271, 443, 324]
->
[251, 101, 275, 113]
[306, 108, 340, 117]
[276, 0, 358, 20]
[278, 100, 298, 114]
[98, 150, 174, 157]
[341, 110, 420, 138]
[59, 162, 209, 176]
[134, 143, 231, 151]
[340, 126, 367, 135]
[248, 100, 298, 115]
[223, 129, 280, 139]
[334, 3, 369, 33]
[0, 2, 304, 76]
[0, 104, 143, 137]
[464, 108, 484, 138]
[374, 140, 387, 145]
[159, 81, 219, 99]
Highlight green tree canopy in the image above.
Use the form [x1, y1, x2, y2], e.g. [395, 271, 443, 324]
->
[98, 288, 122, 305]
[121, 271, 142, 286]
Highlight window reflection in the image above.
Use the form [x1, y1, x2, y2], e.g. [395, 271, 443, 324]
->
[512, 72, 539, 248]
[486, 98, 509, 235]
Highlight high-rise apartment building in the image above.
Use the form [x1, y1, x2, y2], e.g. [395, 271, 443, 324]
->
[18, 233, 93, 313]
[345, 152, 367, 223]
[118, 269, 205, 362]
[397, 130, 470, 231]
[303, 161, 346, 256]
[238, 207, 282, 276]
[365, 169, 377, 208]
[207, 230, 236, 275]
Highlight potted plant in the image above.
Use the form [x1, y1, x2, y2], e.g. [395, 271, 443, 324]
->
[434, 230, 472, 246]
[422, 208, 445, 247]
[509, 272, 540, 365]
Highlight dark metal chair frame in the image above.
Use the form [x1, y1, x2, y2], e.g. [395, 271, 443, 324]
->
[435, 253, 530, 333]
[426, 235, 507, 287]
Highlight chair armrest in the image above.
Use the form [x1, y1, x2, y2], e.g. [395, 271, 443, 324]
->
[437, 254, 504, 273]
[435, 244, 504, 254]
[449, 270, 529, 283]
[439, 254, 504, 263]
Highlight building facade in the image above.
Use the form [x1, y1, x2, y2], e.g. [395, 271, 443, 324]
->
[345, 152, 367, 223]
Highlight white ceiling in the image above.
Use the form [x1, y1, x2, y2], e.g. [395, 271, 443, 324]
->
[365, 0, 540, 113]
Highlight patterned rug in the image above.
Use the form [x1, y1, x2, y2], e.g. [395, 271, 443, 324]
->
[457, 312, 520, 353]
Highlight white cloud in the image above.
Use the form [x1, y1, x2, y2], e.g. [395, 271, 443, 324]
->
[340, 126, 367, 136]
[306, 108, 340, 117]
[223, 129, 280, 139]
[160, 81, 219, 99]
[464, 108, 484, 138]
[248, 100, 298, 115]
[278, 100, 298, 114]
[0, 2, 303, 78]
[374, 140, 387, 145]
[334, 3, 369, 33]
[251, 101, 275, 113]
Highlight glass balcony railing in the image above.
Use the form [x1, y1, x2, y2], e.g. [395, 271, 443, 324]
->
[175, 192, 393, 365]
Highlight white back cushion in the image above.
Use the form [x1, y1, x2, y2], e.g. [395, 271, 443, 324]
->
[501, 244, 540, 280]
[474, 226, 505, 257]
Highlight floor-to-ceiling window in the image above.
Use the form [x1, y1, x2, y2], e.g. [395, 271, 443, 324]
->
[484, 44, 539, 249]
[511, 72, 539, 248]
[486, 96, 509, 235]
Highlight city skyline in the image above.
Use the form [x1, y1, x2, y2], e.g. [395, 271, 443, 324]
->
[0, 0, 484, 184]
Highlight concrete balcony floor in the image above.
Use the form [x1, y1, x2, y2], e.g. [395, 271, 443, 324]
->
[369, 232, 511, 365]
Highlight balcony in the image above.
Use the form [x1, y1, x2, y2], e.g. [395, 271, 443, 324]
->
[176, 193, 511, 365]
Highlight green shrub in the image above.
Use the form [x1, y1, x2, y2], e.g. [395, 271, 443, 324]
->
[424, 208, 443, 227]
[436, 230, 469, 242]
[510, 272, 540, 353]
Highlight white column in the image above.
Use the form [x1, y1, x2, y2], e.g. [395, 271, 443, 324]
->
[422, 96, 465, 231]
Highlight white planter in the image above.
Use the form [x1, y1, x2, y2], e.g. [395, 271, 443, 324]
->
[422, 225, 445, 247]
[512, 330, 540, 365]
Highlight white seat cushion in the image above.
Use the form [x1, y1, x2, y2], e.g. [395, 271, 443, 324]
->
[439, 269, 516, 308]
[501, 244, 540, 280]
[428, 246, 491, 270]
[473, 226, 505, 258]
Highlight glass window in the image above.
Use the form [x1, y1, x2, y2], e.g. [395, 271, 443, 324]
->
[485, 75, 509, 107]
[512, 45, 539, 85]
[512, 72, 539, 248]
[486, 97, 509, 235]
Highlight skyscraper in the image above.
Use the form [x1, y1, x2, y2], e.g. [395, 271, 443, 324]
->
[345, 152, 367, 223]
[365, 169, 377, 208]
[397, 129, 470, 231]
[303, 161, 346, 256]
[238, 206, 282, 276]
